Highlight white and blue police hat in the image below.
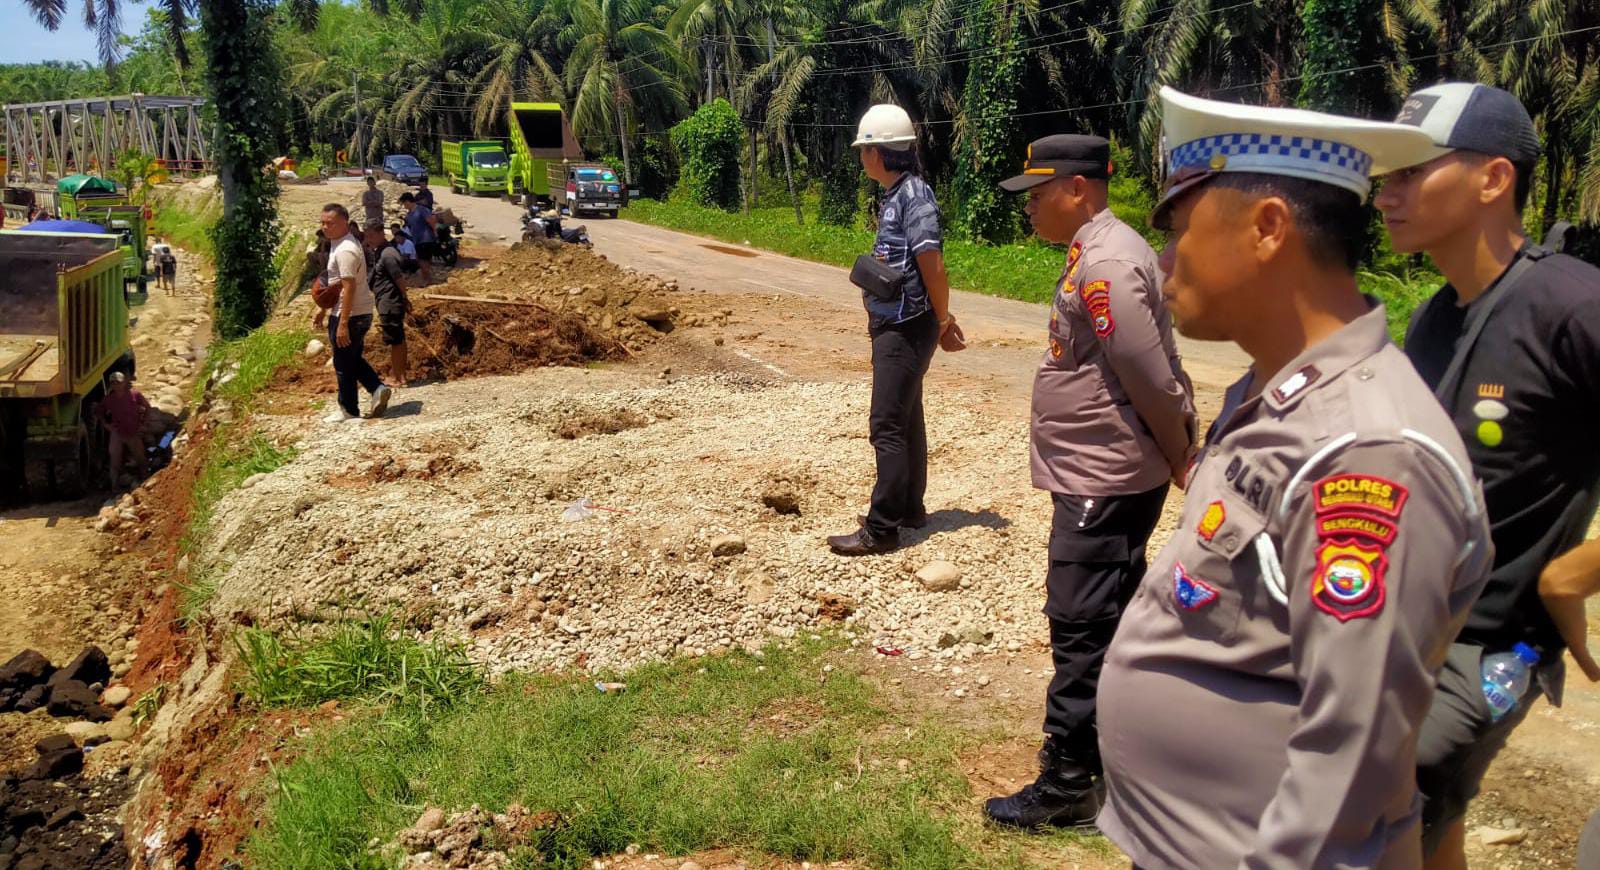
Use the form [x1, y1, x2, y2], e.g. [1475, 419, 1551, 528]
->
[1152, 86, 1438, 227]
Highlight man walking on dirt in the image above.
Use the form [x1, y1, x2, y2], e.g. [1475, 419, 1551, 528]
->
[101, 372, 148, 489]
[361, 175, 385, 229]
[312, 203, 392, 422]
[364, 221, 413, 386]
[983, 134, 1196, 831]
[400, 192, 438, 285]
[1374, 82, 1600, 870]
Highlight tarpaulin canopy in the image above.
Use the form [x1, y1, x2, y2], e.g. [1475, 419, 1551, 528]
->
[56, 174, 119, 196]
[22, 219, 110, 234]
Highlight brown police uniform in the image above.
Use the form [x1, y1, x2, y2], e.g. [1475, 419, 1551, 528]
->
[1029, 204, 1196, 761]
[1097, 303, 1494, 868]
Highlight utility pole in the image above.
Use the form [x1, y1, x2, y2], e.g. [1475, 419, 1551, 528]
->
[353, 73, 365, 173]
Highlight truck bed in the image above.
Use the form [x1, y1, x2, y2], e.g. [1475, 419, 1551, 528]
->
[0, 334, 58, 386]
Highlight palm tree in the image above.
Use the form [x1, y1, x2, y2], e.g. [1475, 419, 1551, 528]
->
[560, 0, 688, 183]
[470, 0, 568, 134]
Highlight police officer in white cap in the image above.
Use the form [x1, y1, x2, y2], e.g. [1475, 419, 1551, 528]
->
[828, 104, 965, 556]
[1095, 88, 1494, 867]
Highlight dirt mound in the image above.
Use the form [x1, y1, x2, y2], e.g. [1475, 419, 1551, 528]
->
[436, 241, 689, 352]
[408, 300, 626, 380]
[553, 409, 651, 439]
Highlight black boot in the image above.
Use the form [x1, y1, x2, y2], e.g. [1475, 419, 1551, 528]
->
[984, 740, 1104, 831]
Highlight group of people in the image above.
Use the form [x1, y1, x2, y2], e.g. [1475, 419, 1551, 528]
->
[362, 175, 441, 283]
[835, 84, 1600, 868]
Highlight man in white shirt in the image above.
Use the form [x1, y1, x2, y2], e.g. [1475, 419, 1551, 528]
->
[312, 203, 392, 421]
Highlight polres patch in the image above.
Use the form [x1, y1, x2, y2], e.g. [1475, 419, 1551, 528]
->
[1084, 284, 1115, 337]
[1313, 474, 1408, 518]
[1311, 539, 1387, 621]
[1172, 562, 1218, 610]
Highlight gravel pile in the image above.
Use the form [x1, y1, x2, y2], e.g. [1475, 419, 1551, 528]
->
[200, 372, 1180, 673]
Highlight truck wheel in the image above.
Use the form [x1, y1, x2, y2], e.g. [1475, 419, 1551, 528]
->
[607, 210, 619, 219]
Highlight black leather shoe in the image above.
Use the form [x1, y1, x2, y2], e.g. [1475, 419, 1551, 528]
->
[984, 771, 1103, 831]
[857, 513, 929, 530]
[827, 527, 898, 556]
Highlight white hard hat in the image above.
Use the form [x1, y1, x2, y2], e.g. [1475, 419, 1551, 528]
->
[852, 104, 916, 150]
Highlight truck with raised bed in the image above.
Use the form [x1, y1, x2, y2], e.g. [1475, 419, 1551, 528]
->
[505, 102, 583, 206]
[0, 229, 135, 499]
[442, 140, 512, 196]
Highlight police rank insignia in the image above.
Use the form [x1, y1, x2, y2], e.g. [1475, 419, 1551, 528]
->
[1308, 473, 1408, 621]
[1081, 280, 1115, 337]
[1196, 500, 1225, 541]
[1172, 562, 1218, 610]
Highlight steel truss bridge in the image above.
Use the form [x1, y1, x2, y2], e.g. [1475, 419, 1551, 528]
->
[3, 94, 211, 186]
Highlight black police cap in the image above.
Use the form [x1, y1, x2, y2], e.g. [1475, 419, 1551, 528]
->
[999, 134, 1114, 192]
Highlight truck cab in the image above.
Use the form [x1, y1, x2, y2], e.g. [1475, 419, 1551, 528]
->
[442, 141, 511, 196]
[559, 164, 626, 218]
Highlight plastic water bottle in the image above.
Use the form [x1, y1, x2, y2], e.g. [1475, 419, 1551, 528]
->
[1481, 642, 1540, 721]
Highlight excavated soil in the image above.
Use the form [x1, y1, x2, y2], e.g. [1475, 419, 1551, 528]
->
[407, 299, 627, 380]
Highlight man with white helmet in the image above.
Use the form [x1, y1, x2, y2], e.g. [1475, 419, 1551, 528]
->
[1095, 88, 1493, 867]
[828, 104, 965, 556]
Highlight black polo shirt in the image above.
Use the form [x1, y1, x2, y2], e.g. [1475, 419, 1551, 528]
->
[1405, 247, 1600, 657]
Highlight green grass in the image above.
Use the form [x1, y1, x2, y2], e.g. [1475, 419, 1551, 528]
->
[181, 430, 298, 553]
[191, 326, 311, 407]
[626, 197, 1067, 304]
[1358, 268, 1440, 345]
[247, 638, 1048, 870]
[235, 613, 483, 712]
[150, 198, 217, 259]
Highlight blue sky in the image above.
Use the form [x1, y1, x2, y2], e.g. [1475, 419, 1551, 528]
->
[0, 3, 144, 64]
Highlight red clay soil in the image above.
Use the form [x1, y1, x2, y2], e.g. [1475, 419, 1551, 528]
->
[406, 298, 626, 380]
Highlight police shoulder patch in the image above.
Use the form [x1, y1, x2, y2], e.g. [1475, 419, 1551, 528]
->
[1311, 539, 1387, 621]
[1313, 474, 1408, 518]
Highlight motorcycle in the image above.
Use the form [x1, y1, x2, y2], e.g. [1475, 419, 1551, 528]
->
[521, 207, 592, 247]
[434, 222, 461, 266]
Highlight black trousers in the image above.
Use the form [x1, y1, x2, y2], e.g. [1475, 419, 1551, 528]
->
[1042, 485, 1169, 767]
[330, 313, 383, 417]
[864, 311, 939, 538]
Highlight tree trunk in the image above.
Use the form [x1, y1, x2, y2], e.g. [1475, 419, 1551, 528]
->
[780, 124, 801, 224]
[745, 126, 756, 213]
[1542, 132, 1562, 236]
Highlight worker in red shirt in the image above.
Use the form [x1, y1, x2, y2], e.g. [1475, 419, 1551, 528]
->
[101, 372, 149, 489]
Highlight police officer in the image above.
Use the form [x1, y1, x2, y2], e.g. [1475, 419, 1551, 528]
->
[1095, 88, 1494, 868]
[828, 104, 965, 556]
[1374, 82, 1600, 870]
[983, 135, 1197, 830]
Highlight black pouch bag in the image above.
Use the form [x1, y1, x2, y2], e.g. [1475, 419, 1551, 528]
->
[850, 254, 908, 301]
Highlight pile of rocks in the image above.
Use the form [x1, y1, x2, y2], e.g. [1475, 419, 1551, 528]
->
[0, 648, 139, 742]
[0, 734, 133, 869]
[197, 372, 1184, 675]
[388, 804, 560, 869]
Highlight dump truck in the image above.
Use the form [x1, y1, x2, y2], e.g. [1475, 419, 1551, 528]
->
[505, 102, 583, 206]
[73, 204, 152, 296]
[55, 174, 127, 219]
[442, 140, 511, 196]
[0, 229, 134, 499]
[552, 163, 627, 217]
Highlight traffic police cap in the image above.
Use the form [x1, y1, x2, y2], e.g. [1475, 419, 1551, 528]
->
[1152, 86, 1438, 228]
[1391, 82, 1542, 168]
[999, 135, 1113, 192]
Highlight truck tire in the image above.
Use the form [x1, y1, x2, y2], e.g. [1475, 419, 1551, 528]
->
[0, 404, 26, 505]
[607, 209, 619, 219]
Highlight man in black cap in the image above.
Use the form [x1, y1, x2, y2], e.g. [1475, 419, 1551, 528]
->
[1377, 82, 1600, 870]
[983, 134, 1197, 830]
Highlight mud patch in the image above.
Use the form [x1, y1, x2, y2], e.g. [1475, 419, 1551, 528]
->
[408, 300, 626, 380]
[554, 409, 650, 439]
[699, 243, 759, 258]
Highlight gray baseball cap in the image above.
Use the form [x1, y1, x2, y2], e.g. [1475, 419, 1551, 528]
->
[1391, 83, 1541, 168]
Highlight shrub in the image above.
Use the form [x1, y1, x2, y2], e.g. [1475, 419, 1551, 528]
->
[671, 99, 743, 210]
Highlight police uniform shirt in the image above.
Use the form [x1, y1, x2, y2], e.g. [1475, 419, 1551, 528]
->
[1097, 303, 1494, 868]
[1032, 208, 1196, 495]
[865, 173, 941, 329]
[1406, 247, 1600, 664]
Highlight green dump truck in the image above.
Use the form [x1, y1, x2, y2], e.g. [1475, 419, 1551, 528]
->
[73, 204, 152, 296]
[506, 102, 583, 206]
[442, 140, 512, 196]
[0, 230, 134, 498]
[55, 174, 127, 219]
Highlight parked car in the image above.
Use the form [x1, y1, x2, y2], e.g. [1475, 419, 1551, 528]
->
[381, 154, 428, 185]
